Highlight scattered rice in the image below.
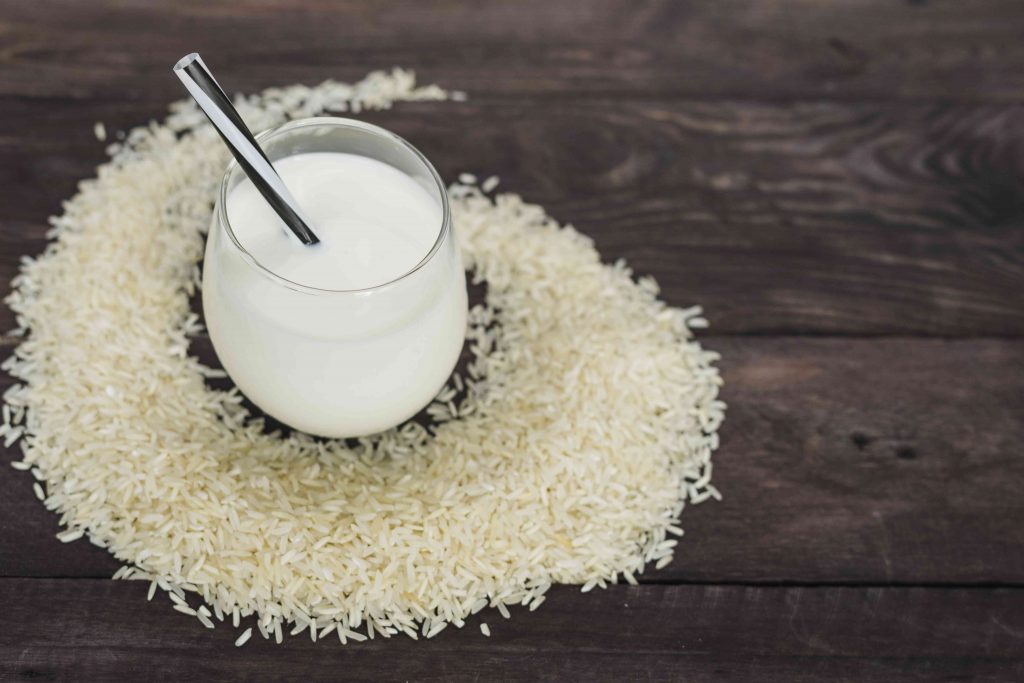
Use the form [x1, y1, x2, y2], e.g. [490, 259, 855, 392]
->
[56, 528, 84, 543]
[480, 622, 491, 637]
[94, 122, 107, 142]
[4, 426, 23, 448]
[173, 603, 197, 617]
[2, 69, 723, 645]
[481, 176, 499, 193]
[339, 627, 366, 643]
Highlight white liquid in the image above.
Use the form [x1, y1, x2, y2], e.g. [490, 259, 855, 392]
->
[203, 151, 467, 438]
[226, 153, 440, 290]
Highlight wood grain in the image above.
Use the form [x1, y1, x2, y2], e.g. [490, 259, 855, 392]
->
[4, 337, 1022, 583]
[2, 2, 1024, 680]
[3, 0, 1024, 103]
[1, 98, 1022, 335]
[2, 579, 1022, 682]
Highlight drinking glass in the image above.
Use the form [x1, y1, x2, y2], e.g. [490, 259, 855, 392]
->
[203, 117, 467, 438]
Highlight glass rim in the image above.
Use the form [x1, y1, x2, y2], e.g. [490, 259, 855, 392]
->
[216, 116, 452, 295]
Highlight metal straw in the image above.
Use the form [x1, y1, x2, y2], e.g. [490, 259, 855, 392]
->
[173, 52, 320, 245]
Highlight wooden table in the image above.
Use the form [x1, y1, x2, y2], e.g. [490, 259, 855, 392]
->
[2, 1, 1023, 680]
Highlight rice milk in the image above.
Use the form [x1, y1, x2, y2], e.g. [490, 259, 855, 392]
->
[203, 150, 467, 437]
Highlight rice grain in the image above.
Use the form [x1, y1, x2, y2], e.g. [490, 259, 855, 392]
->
[234, 628, 252, 647]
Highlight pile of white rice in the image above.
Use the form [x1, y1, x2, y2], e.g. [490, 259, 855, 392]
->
[2, 69, 724, 644]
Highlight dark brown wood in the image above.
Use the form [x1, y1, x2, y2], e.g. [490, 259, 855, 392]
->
[2, 579, 1023, 682]
[4, 337, 1022, 583]
[3, 0, 1024, 103]
[2, 97, 1023, 335]
[2, 1, 1024, 680]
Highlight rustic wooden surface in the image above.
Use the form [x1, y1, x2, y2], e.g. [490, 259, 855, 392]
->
[1, 1, 1023, 681]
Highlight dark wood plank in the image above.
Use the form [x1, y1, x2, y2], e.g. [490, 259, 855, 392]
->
[1, 579, 1022, 682]
[2, 2, 1022, 680]
[682, 336, 1024, 584]
[3, 0, 1024, 103]
[2, 98, 1022, 336]
[3, 337, 1022, 582]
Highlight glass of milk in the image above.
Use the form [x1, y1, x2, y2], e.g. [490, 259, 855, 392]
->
[203, 117, 467, 438]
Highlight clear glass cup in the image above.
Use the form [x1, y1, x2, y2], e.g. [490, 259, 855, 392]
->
[203, 117, 467, 438]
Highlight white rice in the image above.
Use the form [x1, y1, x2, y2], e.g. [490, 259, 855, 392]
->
[56, 528, 84, 543]
[2, 69, 724, 644]
[480, 622, 491, 637]
[173, 603, 197, 617]
[234, 628, 252, 647]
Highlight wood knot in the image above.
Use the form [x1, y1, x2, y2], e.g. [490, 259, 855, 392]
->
[895, 446, 918, 460]
[851, 432, 874, 450]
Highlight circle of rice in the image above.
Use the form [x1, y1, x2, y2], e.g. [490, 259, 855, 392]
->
[2, 69, 725, 643]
